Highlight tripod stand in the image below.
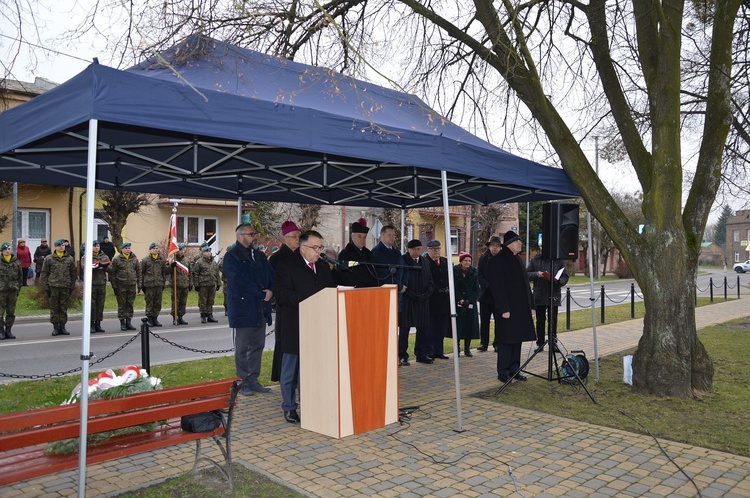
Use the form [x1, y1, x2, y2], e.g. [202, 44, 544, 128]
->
[494, 258, 596, 403]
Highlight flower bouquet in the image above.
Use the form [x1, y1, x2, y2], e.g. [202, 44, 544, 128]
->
[46, 366, 163, 455]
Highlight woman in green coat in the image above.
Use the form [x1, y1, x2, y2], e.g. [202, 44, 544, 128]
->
[450, 252, 480, 356]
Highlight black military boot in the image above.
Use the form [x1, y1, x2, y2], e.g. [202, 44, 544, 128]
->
[94, 321, 105, 333]
[125, 318, 136, 331]
[177, 315, 188, 325]
[59, 322, 70, 335]
[0, 326, 6, 340]
[206, 313, 218, 323]
[200, 313, 207, 324]
[150, 316, 162, 327]
[120, 319, 128, 331]
[4, 326, 15, 339]
[51, 322, 60, 336]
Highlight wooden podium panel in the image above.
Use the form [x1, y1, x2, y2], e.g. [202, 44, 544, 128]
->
[299, 285, 398, 438]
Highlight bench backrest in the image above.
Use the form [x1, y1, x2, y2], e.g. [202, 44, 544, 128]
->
[0, 378, 237, 452]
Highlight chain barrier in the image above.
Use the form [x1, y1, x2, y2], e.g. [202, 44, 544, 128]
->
[568, 294, 595, 308]
[149, 330, 235, 354]
[0, 331, 142, 380]
[603, 288, 631, 304]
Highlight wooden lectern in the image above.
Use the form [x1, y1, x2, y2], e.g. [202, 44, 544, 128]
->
[298, 285, 399, 438]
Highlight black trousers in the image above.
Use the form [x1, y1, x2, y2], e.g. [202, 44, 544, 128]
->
[427, 314, 450, 357]
[497, 342, 522, 378]
[479, 300, 496, 347]
[401, 325, 428, 360]
[534, 304, 559, 346]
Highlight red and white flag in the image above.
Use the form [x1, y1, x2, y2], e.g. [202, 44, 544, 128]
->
[167, 214, 179, 258]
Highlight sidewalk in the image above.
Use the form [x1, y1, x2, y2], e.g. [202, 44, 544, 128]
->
[3, 299, 750, 497]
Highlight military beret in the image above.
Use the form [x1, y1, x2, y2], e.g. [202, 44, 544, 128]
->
[149, 242, 158, 249]
[178, 243, 185, 250]
[120, 242, 132, 249]
[201, 244, 211, 252]
[54, 238, 66, 247]
[0, 242, 10, 251]
[426, 240, 441, 248]
[407, 239, 422, 249]
[92, 240, 99, 246]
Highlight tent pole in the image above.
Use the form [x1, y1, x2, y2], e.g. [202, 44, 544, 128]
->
[586, 210, 600, 381]
[77, 119, 98, 497]
[400, 209, 405, 252]
[237, 195, 243, 225]
[441, 171, 464, 432]
[525, 202, 530, 265]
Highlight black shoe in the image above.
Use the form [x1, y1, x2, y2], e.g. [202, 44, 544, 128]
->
[416, 357, 434, 364]
[247, 382, 271, 393]
[493, 346, 498, 353]
[52, 323, 60, 336]
[150, 317, 163, 327]
[201, 314, 207, 324]
[206, 314, 218, 323]
[284, 410, 300, 423]
[177, 316, 188, 325]
[464, 350, 473, 357]
[433, 354, 449, 360]
[477, 345, 488, 352]
[516, 374, 528, 381]
[125, 319, 136, 331]
[3, 326, 14, 340]
[92, 322, 105, 333]
[498, 375, 511, 383]
[534, 344, 544, 353]
[399, 358, 410, 367]
[120, 319, 128, 331]
[59, 323, 70, 335]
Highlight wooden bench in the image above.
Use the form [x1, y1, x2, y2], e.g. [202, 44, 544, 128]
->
[0, 378, 240, 489]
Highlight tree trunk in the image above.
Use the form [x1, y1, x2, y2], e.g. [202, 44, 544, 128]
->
[631, 253, 713, 397]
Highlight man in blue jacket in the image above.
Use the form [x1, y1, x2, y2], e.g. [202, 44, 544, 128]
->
[223, 223, 274, 396]
[371, 224, 409, 291]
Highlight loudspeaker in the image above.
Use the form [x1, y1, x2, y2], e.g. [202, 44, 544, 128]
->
[542, 203, 579, 260]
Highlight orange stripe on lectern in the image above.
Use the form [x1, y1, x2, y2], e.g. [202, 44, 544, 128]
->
[345, 289, 389, 434]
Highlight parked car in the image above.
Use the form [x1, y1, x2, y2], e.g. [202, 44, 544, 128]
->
[733, 260, 750, 273]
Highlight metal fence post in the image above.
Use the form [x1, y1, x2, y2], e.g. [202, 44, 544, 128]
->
[600, 285, 605, 324]
[709, 277, 713, 302]
[724, 276, 728, 301]
[739, 275, 742, 299]
[631, 282, 635, 318]
[140, 318, 151, 374]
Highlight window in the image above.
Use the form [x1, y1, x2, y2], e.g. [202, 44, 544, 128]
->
[177, 216, 219, 246]
[450, 228, 459, 255]
[735, 251, 740, 263]
[94, 212, 110, 241]
[733, 230, 740, 242]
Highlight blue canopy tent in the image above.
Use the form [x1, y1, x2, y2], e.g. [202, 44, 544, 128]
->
[0, 35, 578, 496]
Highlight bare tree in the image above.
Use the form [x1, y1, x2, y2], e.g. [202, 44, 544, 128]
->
[98, 190, 152, 250]
[296, 204, 322, 232]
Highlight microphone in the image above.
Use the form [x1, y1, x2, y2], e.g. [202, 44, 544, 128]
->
[320, 252, 351, 270]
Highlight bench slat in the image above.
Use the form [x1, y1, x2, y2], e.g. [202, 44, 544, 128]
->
[0, 378, 237, 432]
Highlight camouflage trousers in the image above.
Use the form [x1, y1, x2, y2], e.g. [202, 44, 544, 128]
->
[116, 287, 136, 320]
[143, 286, 164, 317]
[49, 287, 72, 324]
[91, 284, 106, 321]
[0, 290, 18, 327]
[170, 286, 189, 318]
[198, 285, 216, 314]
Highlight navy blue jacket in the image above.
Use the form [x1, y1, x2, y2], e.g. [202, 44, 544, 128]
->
[371, 241, 409, 290]
[222, 244, 274, 328]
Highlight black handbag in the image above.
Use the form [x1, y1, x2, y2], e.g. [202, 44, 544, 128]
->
[181, 410, 223, 432]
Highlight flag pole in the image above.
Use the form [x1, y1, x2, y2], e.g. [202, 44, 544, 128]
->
[167, 199, 182, 324]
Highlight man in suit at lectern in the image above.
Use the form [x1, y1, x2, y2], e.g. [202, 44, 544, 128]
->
[274, 230, 336, 423]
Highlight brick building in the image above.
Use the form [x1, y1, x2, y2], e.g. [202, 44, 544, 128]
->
[726, 209, 750, 264]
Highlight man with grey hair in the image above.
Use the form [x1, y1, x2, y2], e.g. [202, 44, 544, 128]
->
[223, 223, 274, 396]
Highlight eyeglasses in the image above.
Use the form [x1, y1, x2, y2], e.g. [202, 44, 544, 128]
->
[238, 232, 257, 237]
[302, 244, 324, 252]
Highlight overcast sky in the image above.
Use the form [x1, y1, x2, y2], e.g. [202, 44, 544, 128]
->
[1, 0, 743, 225]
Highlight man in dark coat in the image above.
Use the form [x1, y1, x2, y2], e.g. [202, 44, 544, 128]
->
[477, 235, 502, 352]
[371, 224, 409, 291]
[269, 220, 301, 383]
[33, 239, 51, 278]
[274, 230, 336, 423]
[488, 230, 536, 382]
[426, 239, 451, 360]
[399, 239, 434, 365]
[99, 236, 116, 261]
[527, 250, 570, 353]
[336, 218, 379, 287]
[223, 223, 274, 397]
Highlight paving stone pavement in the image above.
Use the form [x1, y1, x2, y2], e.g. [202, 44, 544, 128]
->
[2, 298, 749, 497]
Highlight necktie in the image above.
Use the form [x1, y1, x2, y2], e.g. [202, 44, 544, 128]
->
[436, 259, 440, 267]
[309, 262, 316, 273]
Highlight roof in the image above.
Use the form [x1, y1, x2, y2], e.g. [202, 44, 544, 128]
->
[0, 34, 578, 207]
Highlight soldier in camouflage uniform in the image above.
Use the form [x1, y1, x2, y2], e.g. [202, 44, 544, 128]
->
[169, 244, 191, 325]
[89, 241, 111, 333]
[110, 242, 142, 331]
[141, 242, 170, 328]
[192, 243, 221, 323]
[0, 242, 22, 340]
[41, 239, 77, 336]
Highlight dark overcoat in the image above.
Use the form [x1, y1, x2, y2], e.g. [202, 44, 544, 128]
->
[526, 253, 570, 306]
[450, 264, 480, 340]
[222, 244, 274, 328]
[336, 242, 379, 287]
[269, 243, 294, 270]
[268, 243, 294, 381]
[477, 249, 494, 305]
[274, 251, 336, 355]
[399, 253, 433, 328]
[487, 247, 535, 344]
[427, 256, 450, 316]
